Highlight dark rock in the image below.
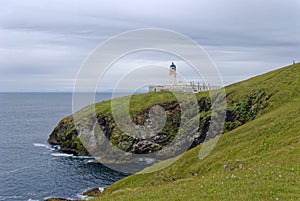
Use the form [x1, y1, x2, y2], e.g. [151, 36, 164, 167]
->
[47, 116, 90, 156]
[198, 97, 211, 112]
[48, 91, 271, 158]
[150, 132, 172, 146]
[97, 115, 112, 140]
[83, 187, 103, 196]
[131, 140, 161, 154]
[44, 198, 78, 201]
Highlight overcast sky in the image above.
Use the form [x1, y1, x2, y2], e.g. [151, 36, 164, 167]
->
[0, 0, 299, 92]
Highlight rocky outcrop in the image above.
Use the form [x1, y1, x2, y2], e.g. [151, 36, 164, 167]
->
[48, 116, 89, 156]
[48, 91, 271, 158]
[44, 198, 78, 201]
[83, 187, 103, 196]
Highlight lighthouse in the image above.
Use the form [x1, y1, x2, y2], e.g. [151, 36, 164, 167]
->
[169, 62, 177, 85]
[148, 62, 220, 92]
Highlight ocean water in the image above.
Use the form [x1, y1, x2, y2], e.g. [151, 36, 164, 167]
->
[0, 93, 127, 201]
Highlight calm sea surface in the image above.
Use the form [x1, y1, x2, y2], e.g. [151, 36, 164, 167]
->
[0, 93, 127, 201]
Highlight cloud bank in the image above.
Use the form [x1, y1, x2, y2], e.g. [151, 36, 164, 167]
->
[0, 0, 299, 91]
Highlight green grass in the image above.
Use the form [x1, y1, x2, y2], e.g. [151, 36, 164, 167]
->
[89, 63, 300, 200]
[71, 91, 178, 121]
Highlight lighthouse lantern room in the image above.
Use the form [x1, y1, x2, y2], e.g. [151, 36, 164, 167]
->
[169, 62, 177, 85]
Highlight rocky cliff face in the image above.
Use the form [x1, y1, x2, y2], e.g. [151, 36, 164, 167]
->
[48, 116, 89, 156]
[48, 91, 271, 157]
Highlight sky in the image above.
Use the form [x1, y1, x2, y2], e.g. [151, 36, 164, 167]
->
[0, 0, 299, 92]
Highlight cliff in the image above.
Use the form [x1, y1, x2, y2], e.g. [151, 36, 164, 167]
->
[47, 63, 300, 200]
[91, 63, 300, 200]
[49, 61, 300, 160]
[48, 90, 270, 158]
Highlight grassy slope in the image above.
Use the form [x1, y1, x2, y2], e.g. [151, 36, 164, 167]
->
[92, 63, 300, 200]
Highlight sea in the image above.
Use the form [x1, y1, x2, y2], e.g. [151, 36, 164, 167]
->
[0, 93, 128, 201]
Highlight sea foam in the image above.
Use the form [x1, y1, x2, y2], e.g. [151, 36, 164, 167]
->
[33, 143, 49, 148]
[51, 153, 73, 157]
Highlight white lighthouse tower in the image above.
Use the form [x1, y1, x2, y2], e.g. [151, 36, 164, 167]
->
[169, 62, 177, 85]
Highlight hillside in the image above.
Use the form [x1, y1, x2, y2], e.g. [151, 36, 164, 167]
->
[89, 63, 300, 200]
[48, 72, 276, 160]
[48, 63, 300, 200]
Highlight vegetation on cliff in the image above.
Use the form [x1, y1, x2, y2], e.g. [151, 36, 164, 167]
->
[48, 82, 272, 157]
[89, 63, 300, 200]
[48, 63, 300, 200]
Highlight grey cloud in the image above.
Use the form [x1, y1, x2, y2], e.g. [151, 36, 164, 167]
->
[0, 0, 299, 91]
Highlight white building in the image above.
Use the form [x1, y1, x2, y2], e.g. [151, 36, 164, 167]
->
[148, 62, 220, 93]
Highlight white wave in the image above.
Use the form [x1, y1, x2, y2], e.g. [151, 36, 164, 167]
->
[0, 196, 22, 201]
[77, 187, 105, 200]
[0, 165, 32, 176]
[44, 197, 73, 201]
[33, 143, 49, 148]
[51, 153, 73, 157]
[28, 199, 39, 201]
[52, 145, 61, 150]
[72, 155, 95, 159]
[138, 157, 155, 164]
[99, 187, 104, 192]
[77, 194, 90, 200]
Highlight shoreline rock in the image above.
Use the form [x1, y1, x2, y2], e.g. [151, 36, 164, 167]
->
[48, 92, 270, 159]
[44, 187, 104, 201]
[83, 187, 104, 197]
[44, 198, 80, 201]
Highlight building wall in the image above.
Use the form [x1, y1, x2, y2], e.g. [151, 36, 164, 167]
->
[148, 84, 221, 93]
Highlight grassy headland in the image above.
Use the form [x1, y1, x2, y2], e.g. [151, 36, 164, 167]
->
[49, 63, 300, 200]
